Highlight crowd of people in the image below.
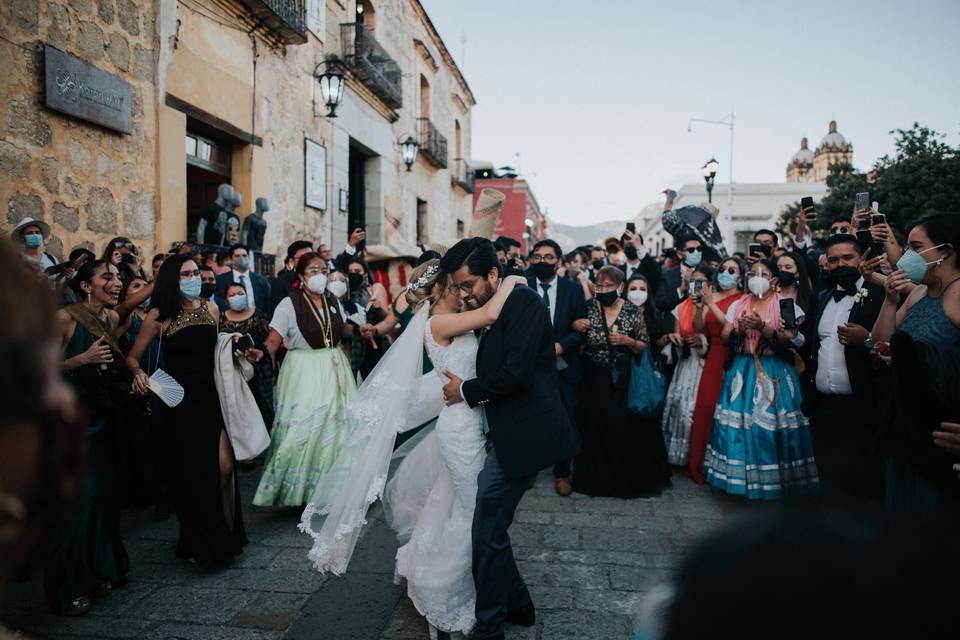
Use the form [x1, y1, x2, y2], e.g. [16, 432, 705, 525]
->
[2, 200, 960, 628]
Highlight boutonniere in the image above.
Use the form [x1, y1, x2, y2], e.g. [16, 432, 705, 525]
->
[853, 288, 869, 305]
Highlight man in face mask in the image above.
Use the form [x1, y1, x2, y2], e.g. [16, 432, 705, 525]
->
[806, 233, 887, 501]
[527, 240, 587, 496]
[199, 265, 217, 301]
[654, 235, 703, 313]
[588, 246, 607, 281]
[11, 217, 58, 276]
[215, 244, 269, 312]
[618, 230, 661, 295]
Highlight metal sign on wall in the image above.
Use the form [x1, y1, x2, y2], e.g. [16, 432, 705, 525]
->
[44, 45, 132, 134]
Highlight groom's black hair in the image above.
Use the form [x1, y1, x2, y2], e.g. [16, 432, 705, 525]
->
[440, 238, 502, 278]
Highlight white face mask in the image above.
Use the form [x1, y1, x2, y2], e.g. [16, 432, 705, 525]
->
[747, 275, 771, 297]
[306, 273, 327, 294]
[327, 280, 348, 298]
[627, 290, 648, 306]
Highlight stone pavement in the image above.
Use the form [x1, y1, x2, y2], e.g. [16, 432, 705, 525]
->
[2, 468, 733, 640]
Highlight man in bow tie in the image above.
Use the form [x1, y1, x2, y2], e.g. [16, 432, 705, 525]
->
[805, 233, 887, 501]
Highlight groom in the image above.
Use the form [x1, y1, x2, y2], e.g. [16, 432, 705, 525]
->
[440, 238, 580, 640]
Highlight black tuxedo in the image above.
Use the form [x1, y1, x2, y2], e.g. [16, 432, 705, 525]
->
[461, 285, 580, 638]
[618, 255, 661, 295]
[215, 270, 270, 313]
[654, 266, 686, 312]
[805, 280, 886, 500]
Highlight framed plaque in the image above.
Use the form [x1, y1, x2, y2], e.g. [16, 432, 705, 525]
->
[305, 138, 327, 210]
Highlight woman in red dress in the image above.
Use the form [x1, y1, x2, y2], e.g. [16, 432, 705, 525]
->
[688, 257, 746, 483]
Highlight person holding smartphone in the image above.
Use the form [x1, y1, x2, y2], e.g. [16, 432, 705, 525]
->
[703, 259, 818, 500]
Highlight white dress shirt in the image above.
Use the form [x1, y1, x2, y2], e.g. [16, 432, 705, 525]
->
[624, 259, 642, 280]
[536, 276, 558, 325]
[233, 269, 256, 309]
[815, 277, 864, 395]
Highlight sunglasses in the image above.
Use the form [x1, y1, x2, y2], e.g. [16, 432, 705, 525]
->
[722, 267, 738, 275]
[684, 246, 701, 253]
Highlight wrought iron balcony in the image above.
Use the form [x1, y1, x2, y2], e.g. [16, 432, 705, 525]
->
[235, 0, 307, 44]
[452, 158, 474, 193]
[340, 23, 402, 109]
[418, 118, 448, 169]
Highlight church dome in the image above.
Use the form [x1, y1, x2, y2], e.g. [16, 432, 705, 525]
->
[790, 137, 814, 165]
[817, 120, 850, 150]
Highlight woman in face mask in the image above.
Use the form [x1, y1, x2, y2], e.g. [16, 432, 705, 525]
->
[688, 257, 746, 484]
[775, 252, 812, 316]
[126, 254, 254, 565]
[703, 259, 819, 500]
[345, 258, 389, 379]
[252, 253, 358, 507]
[569, 267, 672, 498]
[219, 282, 274, 429]
[662, 266, 714, 468]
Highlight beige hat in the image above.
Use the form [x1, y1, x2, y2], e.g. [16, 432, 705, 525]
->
[469, 188, 506, 240]
[10, 217, 50, 240]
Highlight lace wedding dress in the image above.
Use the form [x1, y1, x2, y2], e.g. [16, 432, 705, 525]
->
[300, 307, 484, 636]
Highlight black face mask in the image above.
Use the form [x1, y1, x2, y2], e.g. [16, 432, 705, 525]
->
[596, 290, 620, 307]
[623, 246, 638, 260]
[828, 265, 860, 290]
[531, 263, 556, 281]
[200, 283, 216, 300]
[591, 259, 605, 270]
[347, 273, 365, 289]
[777, 271, 796, 288]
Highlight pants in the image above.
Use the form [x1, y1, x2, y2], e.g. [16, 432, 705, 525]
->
[472, 440, 534, 639]
[810, 393, 883, 502]
[553, 379, 578, 478]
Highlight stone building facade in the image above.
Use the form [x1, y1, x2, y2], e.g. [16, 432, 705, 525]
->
[786, 120, 853, 183]
[2, 0, 475, 267]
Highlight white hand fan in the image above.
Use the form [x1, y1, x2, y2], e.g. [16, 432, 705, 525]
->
[148, 369, 185, 408]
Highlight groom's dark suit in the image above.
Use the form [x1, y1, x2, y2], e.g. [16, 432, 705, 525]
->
[461, 285, 580, 639]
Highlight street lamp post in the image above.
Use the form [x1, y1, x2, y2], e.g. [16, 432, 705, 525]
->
[702, 157, 719, 203]
[687, 108, 734, 206]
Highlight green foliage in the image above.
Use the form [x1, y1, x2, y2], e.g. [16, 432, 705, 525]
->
[777, 123, 960, 240]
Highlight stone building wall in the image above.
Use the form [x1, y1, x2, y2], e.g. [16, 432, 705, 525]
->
[1, 0, 158, 260]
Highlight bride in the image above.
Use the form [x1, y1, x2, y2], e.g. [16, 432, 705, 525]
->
[300, 259, 525, 637]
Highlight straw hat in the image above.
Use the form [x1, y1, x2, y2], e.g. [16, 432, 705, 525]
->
[10, 217, 50, 241]
[469, 188, 506, 240]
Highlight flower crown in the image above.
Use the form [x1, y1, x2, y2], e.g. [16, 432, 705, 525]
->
[409, 264, 440, 291]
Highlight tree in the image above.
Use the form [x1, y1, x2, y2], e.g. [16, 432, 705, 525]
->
[777, 123, 960, 241]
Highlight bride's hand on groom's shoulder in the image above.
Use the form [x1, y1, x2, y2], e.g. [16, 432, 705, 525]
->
[505, 274, 527, 287]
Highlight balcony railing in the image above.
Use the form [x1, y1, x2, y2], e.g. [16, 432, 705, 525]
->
[340, 23, 402, 109]
[451, 158, 474, 192]
[418, 118, 448, 169]
[235, 0, 307, 44]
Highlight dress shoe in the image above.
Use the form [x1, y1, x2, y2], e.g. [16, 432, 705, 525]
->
[554, 476, 573, 497]
[506, 602, 535, 626]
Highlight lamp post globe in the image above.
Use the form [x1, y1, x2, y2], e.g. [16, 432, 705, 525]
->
[400, 136, 419, 172]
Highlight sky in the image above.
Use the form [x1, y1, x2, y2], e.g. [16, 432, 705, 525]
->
[419, 0, 960, 227]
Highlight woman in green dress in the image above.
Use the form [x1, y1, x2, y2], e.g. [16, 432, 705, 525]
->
[253, 252, 358, 507]
[49, 260, 130, 616]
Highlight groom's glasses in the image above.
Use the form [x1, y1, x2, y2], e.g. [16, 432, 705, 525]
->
[529, 254, 558, 264]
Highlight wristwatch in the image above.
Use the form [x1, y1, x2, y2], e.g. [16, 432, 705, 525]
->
[864, 336, 876, 353]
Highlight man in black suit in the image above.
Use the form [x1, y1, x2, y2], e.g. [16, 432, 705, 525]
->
[805, 234, 886, 500]
[215, 244, 270, 313]
[440, 238, 579, 640]
[526, 239, 587, 496]
[655, 234, 703, 312]
[618, 230, 661, 295]
[268, 240, 314, 316]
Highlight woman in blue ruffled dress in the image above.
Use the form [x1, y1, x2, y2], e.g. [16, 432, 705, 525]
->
[704, 259, 819, 499]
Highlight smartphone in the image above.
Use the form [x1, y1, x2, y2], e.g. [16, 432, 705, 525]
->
[779, 298, 797, 329]
[626, 222, 636, 233]
[871, 212, 886, 226]
[855, 229, 875, 255]
[353, 225, 366, 252]
[691, 280, 703, 298]
[800, 196, 815, 219]
[235, 334, 254, 352]
[855, 192, 870, 212]
[759, 244, 772, 258]
[748, 242, 763, 257]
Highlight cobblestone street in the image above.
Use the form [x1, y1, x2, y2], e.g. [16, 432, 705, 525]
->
[3, 469, 733, 640]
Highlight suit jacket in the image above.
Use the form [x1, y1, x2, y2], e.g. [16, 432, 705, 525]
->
[215, 270, 270, 313]
[618, 255, 661, 295]
[268, 269, 297, 318]
[654, 266, 686, 312]
[804, 281, 886, 412]
[461, 286, 581, 478]
[527, 275, 588, 385]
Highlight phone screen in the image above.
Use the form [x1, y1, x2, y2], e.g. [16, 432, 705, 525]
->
[855, 192, 870, 211]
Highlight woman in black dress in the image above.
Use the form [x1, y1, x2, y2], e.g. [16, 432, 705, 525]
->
[571, 267, 673, 498]
[126, 255, 256, 564]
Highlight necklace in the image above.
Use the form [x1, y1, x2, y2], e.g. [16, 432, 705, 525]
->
[304, 292, 334, 348]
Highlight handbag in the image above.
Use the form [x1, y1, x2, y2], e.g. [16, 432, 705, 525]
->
[628, 347, 667, 417]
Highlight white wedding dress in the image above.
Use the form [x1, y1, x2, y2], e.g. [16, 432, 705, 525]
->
[389, 318, 486, 634]
[300, 307, 484, 636]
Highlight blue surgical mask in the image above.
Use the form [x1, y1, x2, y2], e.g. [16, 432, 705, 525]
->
[685, 250, 702, 267]
[717, 272, 738, 290]
[179, 276, 202, 300]
[227, 292, 248, 311]
[23, 233, 43, 249]
[896, 244, 947, 284]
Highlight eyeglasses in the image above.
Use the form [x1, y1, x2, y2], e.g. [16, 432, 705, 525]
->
[455, 279, 478, 293]
[529, 254, 558, 264]
[594, 283, 620, 293]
